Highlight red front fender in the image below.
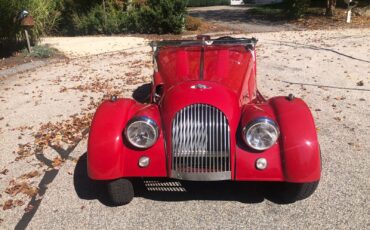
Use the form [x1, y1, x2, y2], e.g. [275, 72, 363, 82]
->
[269, 96, 321, 182]
[236, 97, 321, 183]
[87, 99, 167, 180]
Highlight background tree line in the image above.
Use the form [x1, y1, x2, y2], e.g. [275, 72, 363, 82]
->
[0, 0, 187, 55]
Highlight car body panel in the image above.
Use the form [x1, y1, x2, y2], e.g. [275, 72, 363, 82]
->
[88, 99, 167, 180]
[156, 45, 256, 104]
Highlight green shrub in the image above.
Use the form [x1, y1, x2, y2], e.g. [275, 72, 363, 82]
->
[246, 2, 285, 20]
[0, 0, 188, 54]
[127, 0, 187, 34]
[72, 2, 126, 35]
[283, 0, 311, 19]
[187, 0, 229, 7]
[0, 0, 61, 40]
[22, 45, 57, 58]
[0, 0, 61, 56]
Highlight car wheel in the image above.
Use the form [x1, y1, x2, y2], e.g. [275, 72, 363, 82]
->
[268, 181, 319, 203]
[106, 178, 134, 205]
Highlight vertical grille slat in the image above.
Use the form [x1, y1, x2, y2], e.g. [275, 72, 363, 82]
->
[171, 104, 231, 181]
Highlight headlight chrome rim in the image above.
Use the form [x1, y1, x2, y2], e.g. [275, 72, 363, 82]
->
[243, 117, 280, 151]
[125, 116, 159, 149]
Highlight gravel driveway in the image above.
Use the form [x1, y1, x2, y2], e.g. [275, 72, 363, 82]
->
[0, 28, 369, 229]
[188, 5, 299, 32]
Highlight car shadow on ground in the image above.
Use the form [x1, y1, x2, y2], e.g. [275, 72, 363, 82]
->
[74, 153, 285, 206]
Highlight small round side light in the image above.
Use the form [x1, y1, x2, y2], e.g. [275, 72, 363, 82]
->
[138, 156, 150, 168]
[256, 158, 267, 170]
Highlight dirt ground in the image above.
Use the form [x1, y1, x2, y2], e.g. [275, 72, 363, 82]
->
[0, 28, 369, 229]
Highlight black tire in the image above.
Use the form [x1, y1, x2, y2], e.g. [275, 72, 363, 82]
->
[268, 181, 319, 204]
[106, 178, 134, 205]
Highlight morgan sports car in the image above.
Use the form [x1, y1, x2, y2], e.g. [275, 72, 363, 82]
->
[87, 35, 321, 205]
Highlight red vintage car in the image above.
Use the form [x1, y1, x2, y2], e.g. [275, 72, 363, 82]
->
[87, 36, 321, 205]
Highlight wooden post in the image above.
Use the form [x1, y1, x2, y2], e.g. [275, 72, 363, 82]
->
[24, 29, 31, 53]
[19, 14, 34, 53]
[346, 10, 352, 23]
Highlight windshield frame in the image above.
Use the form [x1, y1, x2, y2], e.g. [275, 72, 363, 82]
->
[150, 37, 258, 49]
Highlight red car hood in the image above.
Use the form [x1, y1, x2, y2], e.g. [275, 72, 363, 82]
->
[156, 45, 254, 95]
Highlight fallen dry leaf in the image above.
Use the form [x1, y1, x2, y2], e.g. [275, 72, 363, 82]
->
[24, 204, 34, 213]
[15, 143, 33, 161]
[18, 171, 41, 180]
[0, 168, 9, 175]
[3, 200, 14, 210]
[14, 199, 25, 206]
[34, 112, 93, 153]
[52, 157, 64, 168]
[5, 180, 39, 198]
[334, 96, 346, 100]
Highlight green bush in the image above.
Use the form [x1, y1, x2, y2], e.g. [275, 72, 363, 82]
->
[72, 2, 127, 35]
[65, 0, 187, 35]
[57, 0, 124, 35]
[0, 0, 61, 40]
[127, 0, 187, 34]
[22, 45, 57, 58]
[0, 0, 61, 55]
[0, 0, 188, 55]
[283, 0, 311, 19]
[187, 0, 229, 7]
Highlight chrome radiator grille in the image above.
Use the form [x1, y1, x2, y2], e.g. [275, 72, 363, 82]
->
[171, 104, 231, 181]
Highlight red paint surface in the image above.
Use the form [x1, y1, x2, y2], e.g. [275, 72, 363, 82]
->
[88, 99, 167, 180]
[88, 41, 320, 183]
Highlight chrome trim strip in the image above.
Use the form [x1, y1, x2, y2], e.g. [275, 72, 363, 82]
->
[171, 170, 231, 181]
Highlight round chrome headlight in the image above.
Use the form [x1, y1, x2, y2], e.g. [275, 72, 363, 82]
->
[243, 118, 279, 151]
[125, 117, 159, 149]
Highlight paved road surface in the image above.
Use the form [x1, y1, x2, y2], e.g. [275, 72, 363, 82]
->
[188, 6, 300, 32]
[0, 29, 369, 229]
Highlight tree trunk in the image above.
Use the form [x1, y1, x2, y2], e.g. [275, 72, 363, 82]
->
[326, 0, 337, 17]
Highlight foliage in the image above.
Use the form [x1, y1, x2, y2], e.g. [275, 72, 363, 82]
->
[0, 0, 61, 41]
[187, 0, 229, 7]
[22, 45, 57, 58]
[72, 2, 127, 35]
[126, 0, 187, 34]
[66, 0, 187, 35]
[0, 0, 61, 55]
[57, 0, 127, 35]
[0, 0, 188, 55]
[247, 2, 285, 20]
[185, 16, 201, 31]
[283, 0, 311, 19]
